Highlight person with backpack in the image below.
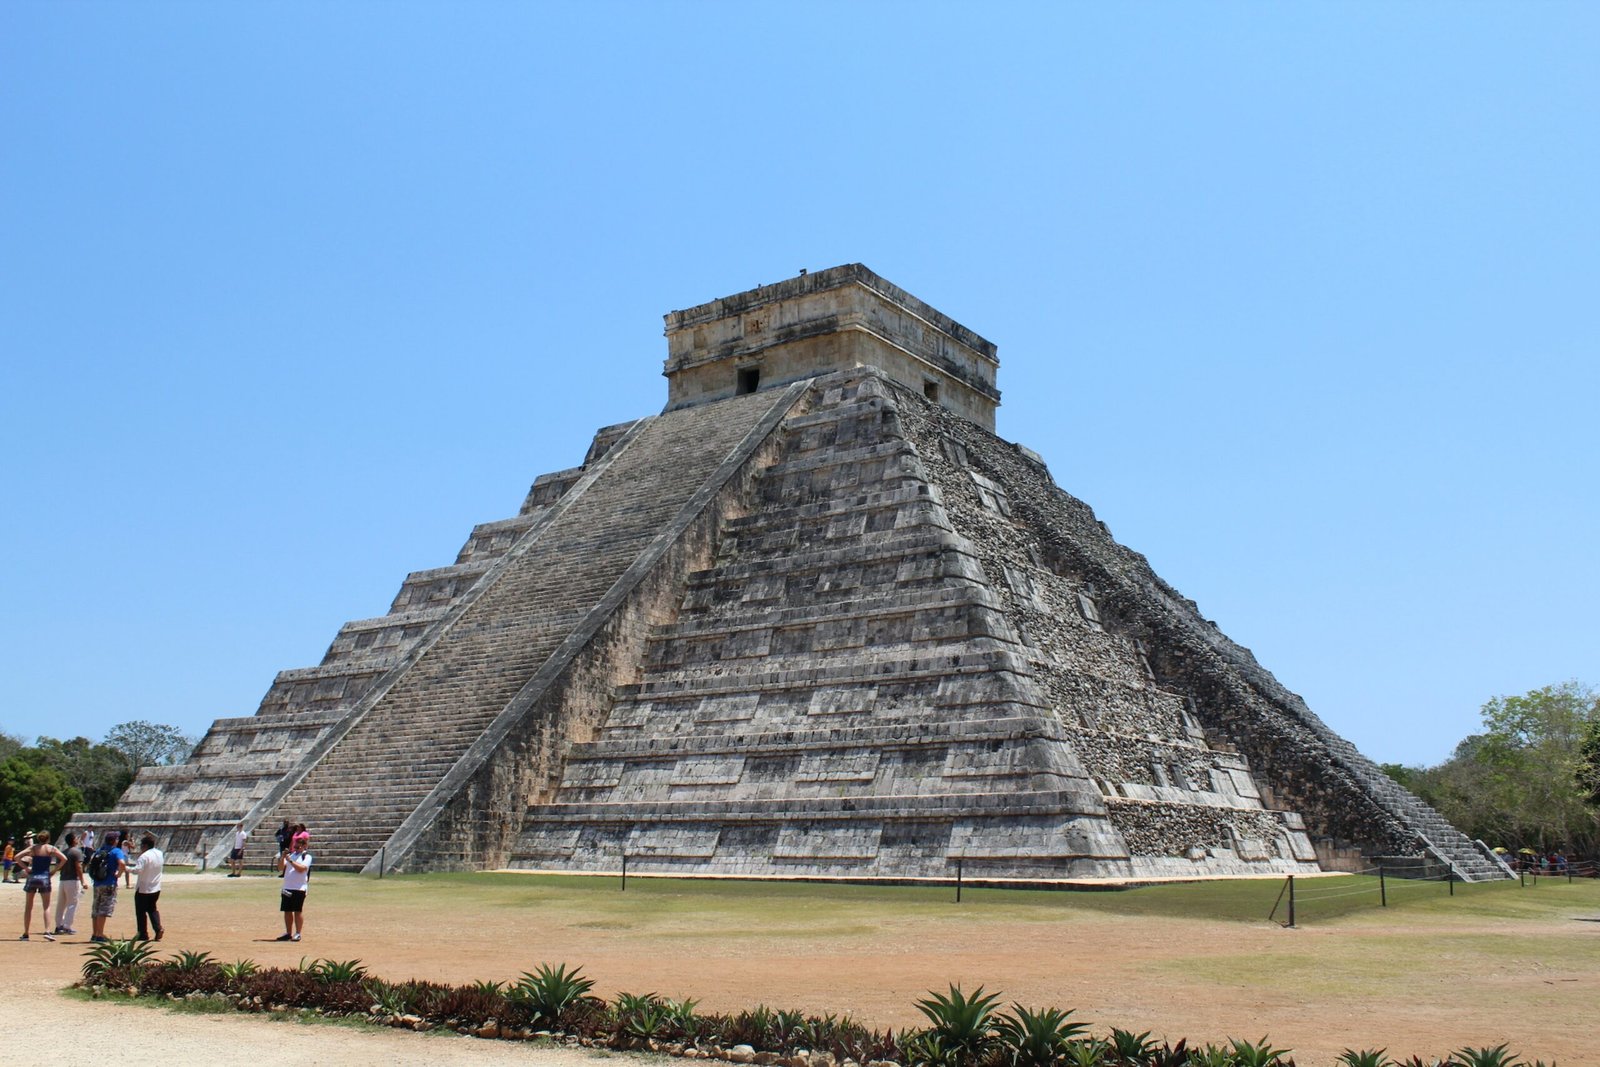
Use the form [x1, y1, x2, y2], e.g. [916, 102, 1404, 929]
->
[88, 831, 127, 942]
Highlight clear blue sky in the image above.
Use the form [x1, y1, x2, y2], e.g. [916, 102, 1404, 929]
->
[2, 4, 1595, 767]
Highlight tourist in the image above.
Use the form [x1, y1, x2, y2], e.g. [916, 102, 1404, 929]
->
[2, 837, 14, 883]
[274, 830, 312, 942]
[17, 831, 65, 941]
[81, 828, 94, 853]
[129, 832, 165, 941]
[229, 823, 248, 877]
[274, 819, 291, 877]
[89, 830, 128, 943]
[54, 831, 87, 935]
[121, 828, 134, 888]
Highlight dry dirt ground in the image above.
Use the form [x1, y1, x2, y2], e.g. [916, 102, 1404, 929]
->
[3, 871, 1596, 1065]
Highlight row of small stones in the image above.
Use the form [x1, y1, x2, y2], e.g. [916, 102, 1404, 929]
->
[93, 987, 895, 1067]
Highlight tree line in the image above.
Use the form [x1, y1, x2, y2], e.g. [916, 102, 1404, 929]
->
[0, 721, 195, 841]
[1383, 680, 1600, 855]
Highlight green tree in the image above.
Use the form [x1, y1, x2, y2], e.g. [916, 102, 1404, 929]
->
[0, 756, 83, 839]
[1578, 717, 1600, 811]
[1410, 682, 1599, 853]
[25, 736, 136, 812]
[103, 720, 196, 774]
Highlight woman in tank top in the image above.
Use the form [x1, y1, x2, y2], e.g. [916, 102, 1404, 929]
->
[19, 831, 66, 941]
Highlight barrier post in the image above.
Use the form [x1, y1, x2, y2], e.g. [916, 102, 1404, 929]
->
[1448, 868, 1454, 896]
[955, 859, 963, 904]
[1286, 875, 1295, 928]
[621, 853, 627, 892]
[1379, 865, 1387, 907]
[379, 846, 385, 879]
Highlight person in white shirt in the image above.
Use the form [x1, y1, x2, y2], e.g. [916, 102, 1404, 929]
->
[229, 824, 248, 878]
[130, 832, 165, 941]
[274, 831, 312, 942]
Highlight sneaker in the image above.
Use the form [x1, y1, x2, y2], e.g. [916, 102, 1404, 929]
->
[62, 929, 77, 935]
[43, 933, 55, 942]
[17, 934, 27, 941]
[90, 935, 109, 943]
[291, 934, 301, 942]
[275, 933, 293, 941]
[155, 929, 164, 941]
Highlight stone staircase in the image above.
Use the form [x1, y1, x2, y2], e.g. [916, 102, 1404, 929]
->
[250, 388, 793, 871]
[513, 373, 1135, 879]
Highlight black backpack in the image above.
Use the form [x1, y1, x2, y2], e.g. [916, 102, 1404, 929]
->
[86, 846, 113, 882]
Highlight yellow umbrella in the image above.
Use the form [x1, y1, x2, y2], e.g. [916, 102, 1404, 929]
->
[1518, 848, 1538, 855]
[1492, 846, 1509, 854]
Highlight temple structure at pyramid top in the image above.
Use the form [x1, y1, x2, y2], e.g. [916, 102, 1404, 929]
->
[74, 265, 1513, 883]
[663, 264, 1001, 430]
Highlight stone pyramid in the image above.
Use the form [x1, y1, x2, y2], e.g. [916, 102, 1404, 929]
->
[79, 265, 1510, 881]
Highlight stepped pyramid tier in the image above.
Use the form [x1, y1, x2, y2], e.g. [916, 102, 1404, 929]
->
[77, 264, 1510, 882]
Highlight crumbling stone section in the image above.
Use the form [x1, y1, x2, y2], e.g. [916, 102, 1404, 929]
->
[893, 377, 1503, 880]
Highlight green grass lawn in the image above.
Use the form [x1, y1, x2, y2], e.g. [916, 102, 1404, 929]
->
[285, 867, 1597, 933]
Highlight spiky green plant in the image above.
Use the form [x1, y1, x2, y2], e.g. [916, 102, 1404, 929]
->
[995, 1004, 1090, 1067]
[471, 979, 505, 996]
[80, 939, 159, 983]
[365, 979, 410, 1016]
[1339, 1051, 1394, 1067]
[1187, 1045, 1233, 1067]
[616, 992, 672, 1043]
[913, 984, 1003, 1066]
[1063, 1039, 1109, 1067]
[306, 958, 368, 984]
[170, 950, 216, 972]
[508, 962, 595, 1027]
[664, 997, 704, 1041]
[1228, 1036, 1293, 1067]
[219, 958, 259, 983]
[1105, 1028, 1156, 1065]
[1453, 1046, 1520, 1067]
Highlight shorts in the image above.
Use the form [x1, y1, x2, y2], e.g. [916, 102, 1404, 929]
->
[92, 885, 118, 917]
[230, 848, 245, 860]
[280, 889, 307, 913]
[24, 874, 51, 895]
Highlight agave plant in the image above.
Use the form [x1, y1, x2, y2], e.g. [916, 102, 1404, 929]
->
[1339, 1051, 1393, 1067]
[508, 962, 595, 1027]
[1227, 1036, 1293, 1067]
[1180, 1044, 1228, 1067]
[170, 949, 216, 972]
[663, 996, 704, 1041]
[1063, 1038, 1110, 1067]
[471, 979, 506, 996]
[615, 992, 673, 1043]
[1105, 1028, 1156, 1066]
[80, 938, 159, 983]
[913, 984, 1003, 1066]
[366, 979, 411, 1016]
[1453, 1046, 1521, 1067]
[219, 958, 259, 983]
[995, 1004, 1091, 1067]
[307, 958, 369, 984]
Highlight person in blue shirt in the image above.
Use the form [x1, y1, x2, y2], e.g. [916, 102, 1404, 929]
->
[89, 830, 128, 943]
